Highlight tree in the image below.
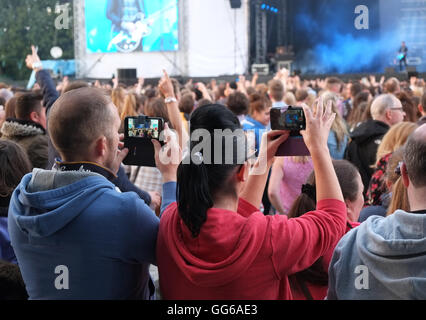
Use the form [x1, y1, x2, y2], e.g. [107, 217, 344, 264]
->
[0, 0, 74, 80]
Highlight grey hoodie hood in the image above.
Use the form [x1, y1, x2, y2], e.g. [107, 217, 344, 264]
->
[329, 210, 426, 299]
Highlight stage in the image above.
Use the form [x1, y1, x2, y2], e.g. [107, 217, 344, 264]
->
[72, 0, 426, 81]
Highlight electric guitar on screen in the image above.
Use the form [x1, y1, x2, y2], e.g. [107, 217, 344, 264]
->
[107, 3, 175, 53]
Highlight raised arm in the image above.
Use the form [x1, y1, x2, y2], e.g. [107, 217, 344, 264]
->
[240, 130, 290, 209]
[268, 158, 286, 214]
[159, 70, 189, 150]
[301, 100, 344, 203]
[26, 46, 59, 113]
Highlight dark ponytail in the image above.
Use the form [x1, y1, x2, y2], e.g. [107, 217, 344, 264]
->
[177, 104, 246, 238]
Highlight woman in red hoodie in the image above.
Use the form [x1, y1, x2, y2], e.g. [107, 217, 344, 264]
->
[287, 160, 364, 300]
[153, 98, 347, 300]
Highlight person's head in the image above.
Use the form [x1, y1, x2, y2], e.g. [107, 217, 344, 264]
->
[62, 81, 89, 94]
[120, 93, 138, 121]
[0, 260, 28, 300]
[350, 82, 363, 99]
[384, 77, 401, 94]
[248, 93, 271, 126]
[401, 41, 406, 47]
[288, 160, 364, 223]
[375, 122, 418, 165]
[226, 92, 249, 116]
[4, 96, 18, 120]
[295, 89, 308, 104]
[347, 101, 369, 129]
[197, 98, 212, 108]
[370, 94, 405, 126]
[177, 104, 248, 238]
[15, 92, 46, 129]
[283, 91, 297, 106]
[49, 87, 121, 171]
[111, 87, 126, 115]
[144, 97, 171, 124]
[401, 124, 426, 209]
[0, 88, 13, 103]
[396, 92, 419, 122]
[325, 77, 343, 94]
[0, 140, 32, 198]
[319, 91, 348, 148]
[268, 79, 285, 102]
[179, 94, 195, 115]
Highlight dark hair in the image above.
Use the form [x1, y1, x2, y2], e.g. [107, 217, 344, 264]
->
[63, 81, 89, 94]
[350, 82, 363, 98]
[179, 94, 195, 115]
[197, 99, 213, 108]
[0, 140, 32, 197]
[248, 93, 271, 116]
[226, 92, 249, 116]
[15, 92, 43, 121]
[0, 260, 28, 300]
[396, 92, 419, 122]
[0, 97, 5, 107]
[288, 160, 361, 285]
[404, 127, 426, 188]
[422, 92, 426, 109]
[49, 87, 114, 159]
[145, 97, 171, 125]
[177, 104, 246, 237]
[4, 96, 18, 119]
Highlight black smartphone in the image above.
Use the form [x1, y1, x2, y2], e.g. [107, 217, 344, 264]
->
[270, 106, 306, 131]
[270, 106, 310, 157]
[123, 116, 164, 167]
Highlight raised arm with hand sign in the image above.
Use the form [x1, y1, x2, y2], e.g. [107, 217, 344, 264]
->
[300, 98, 344, 203]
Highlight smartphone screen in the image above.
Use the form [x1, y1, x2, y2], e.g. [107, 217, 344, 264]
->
[127, 117, 161, 140]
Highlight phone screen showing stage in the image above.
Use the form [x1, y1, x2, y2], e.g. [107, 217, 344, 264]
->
[128, 118, 160, 140]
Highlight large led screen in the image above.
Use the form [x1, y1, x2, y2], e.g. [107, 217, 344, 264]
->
[85, 0, 179, 53]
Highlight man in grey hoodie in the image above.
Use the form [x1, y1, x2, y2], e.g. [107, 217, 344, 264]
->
[328, 124, 426, 300]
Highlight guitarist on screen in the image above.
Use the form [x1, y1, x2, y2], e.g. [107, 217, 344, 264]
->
[107, 0, 147, 51]
[397, 41, 408, 71]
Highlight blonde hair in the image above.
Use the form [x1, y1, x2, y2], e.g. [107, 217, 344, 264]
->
[111, 87, 126, 115]
[387, 178, 410, 216]
[385, 148, 409, 216]
[284, 92, 297, 106]
[120, 93, 138, 121]
[375, 122, 417, 166]
[321, 91, 348, 149]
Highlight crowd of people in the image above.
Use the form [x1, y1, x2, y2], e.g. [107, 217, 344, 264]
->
[0, 46, 425, 300]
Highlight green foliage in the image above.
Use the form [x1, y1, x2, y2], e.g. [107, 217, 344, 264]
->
[0, 0, 74, 80]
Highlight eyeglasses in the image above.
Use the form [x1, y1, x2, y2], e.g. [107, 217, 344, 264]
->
[390, 107, 404, 112]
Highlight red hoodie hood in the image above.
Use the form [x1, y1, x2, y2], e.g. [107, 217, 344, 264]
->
[160, 200, 268, 287]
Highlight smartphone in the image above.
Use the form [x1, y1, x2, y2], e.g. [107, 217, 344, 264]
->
[270, 106, 310, 156]
[123, 116, 164, 167]
[270, 106, 306, 131]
